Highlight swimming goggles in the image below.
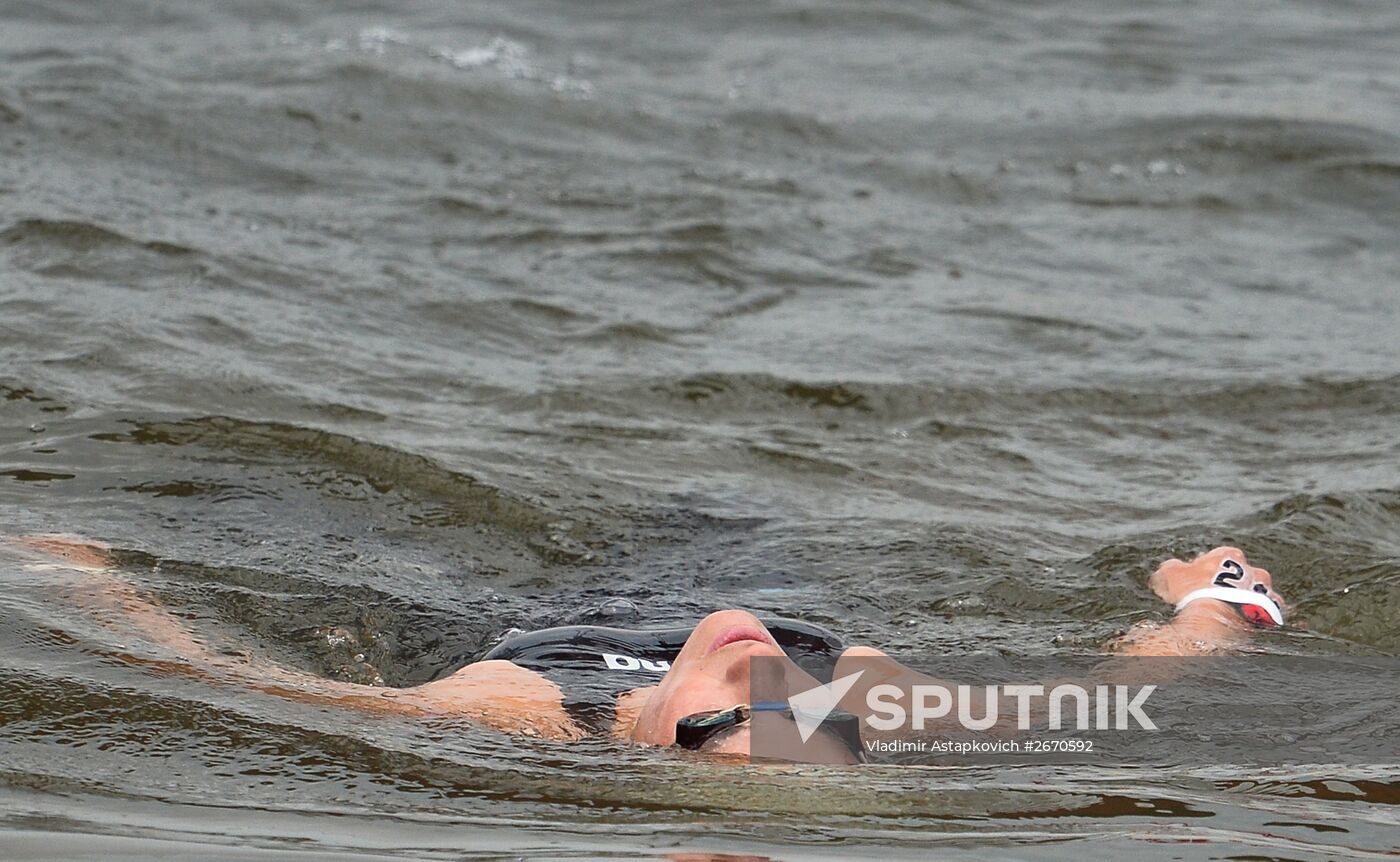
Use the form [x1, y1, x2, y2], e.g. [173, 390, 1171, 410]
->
[1176, 585, 1285, 627]
[674, 701, 866, 762]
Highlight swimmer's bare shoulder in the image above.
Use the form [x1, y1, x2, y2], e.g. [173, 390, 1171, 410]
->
[9, 535, 584, 741]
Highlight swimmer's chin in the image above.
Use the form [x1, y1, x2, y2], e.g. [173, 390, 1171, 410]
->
[709, 638, 784, 660]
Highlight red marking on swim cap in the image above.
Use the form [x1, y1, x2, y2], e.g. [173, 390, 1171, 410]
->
[1241, 603, 1278, 628]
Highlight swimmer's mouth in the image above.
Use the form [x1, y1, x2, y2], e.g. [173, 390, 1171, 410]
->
[707, 625, 775, 655]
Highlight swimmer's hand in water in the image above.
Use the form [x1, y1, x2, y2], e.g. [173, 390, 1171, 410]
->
[9, 533, 235, 667]
[8, 534, 115, 571]
[10, 533, 585, 739]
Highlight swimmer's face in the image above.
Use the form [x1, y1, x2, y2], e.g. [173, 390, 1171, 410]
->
[629, 610, 786, 747]
[1149, 546, 1286, 613]
[629, 610, 833, 753]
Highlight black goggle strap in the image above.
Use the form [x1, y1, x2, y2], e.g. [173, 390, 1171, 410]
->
[674, 704, 750, 750]
[674, 701, 867, 762]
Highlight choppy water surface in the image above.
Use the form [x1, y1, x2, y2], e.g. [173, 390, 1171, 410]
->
[2, 0, 1399, 858]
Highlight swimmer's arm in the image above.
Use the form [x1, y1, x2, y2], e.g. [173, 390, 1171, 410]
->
[13, 536, 583, 740]
[13, 535, 226, 664]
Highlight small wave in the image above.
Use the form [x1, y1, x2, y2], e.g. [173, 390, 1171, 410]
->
[943, 307, 1140, 341]
[1027, 47, 1178, 89]
[589, 374, 1400, 461]
[856, 158, 1000, 205]
[0, 381, 69, 413]
[568, 320, 687, 345]
[1, 218, 202, 285]
[1247, 489, 1400, 652]
[412, 296, 588, 330]
[722, 107, 856, 149]
[1070, 191, 1238, 211]
[0, 218, 193, 256]
[0, 468, 75, 483]
[745, 443, 854, 478]
[87, 416, 583, 554]
[418, 194, 511, 218]
[431, 36, 531, 77]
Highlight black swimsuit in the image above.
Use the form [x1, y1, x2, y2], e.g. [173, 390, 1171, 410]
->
[481, 617, 846, 732]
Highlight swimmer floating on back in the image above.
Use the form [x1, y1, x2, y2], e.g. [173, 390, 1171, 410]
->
[11, 536, 1287, 762]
